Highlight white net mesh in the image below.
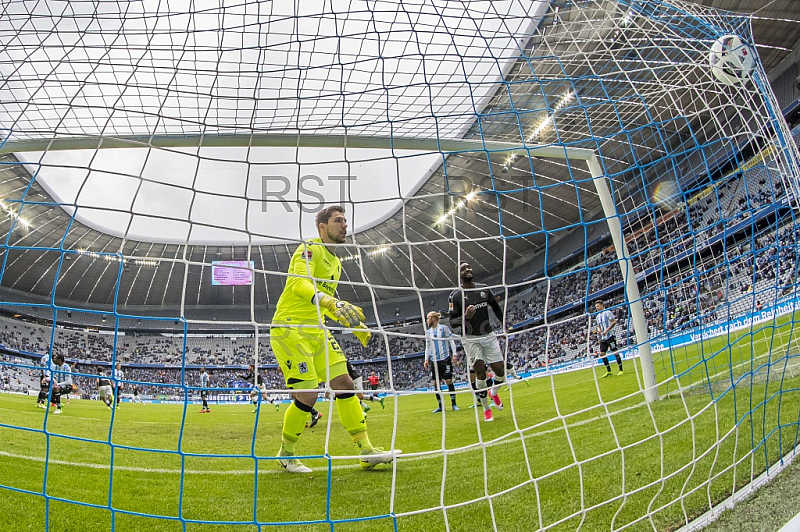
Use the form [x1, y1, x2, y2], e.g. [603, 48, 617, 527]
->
[1, 0, 800, 530]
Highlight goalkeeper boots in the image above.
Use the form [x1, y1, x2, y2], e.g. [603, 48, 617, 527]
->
[360, 447, 401, 470]
[278, 447, 312, 474]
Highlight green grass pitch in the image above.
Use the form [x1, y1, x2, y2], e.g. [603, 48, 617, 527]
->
[1, 315, 799, 531]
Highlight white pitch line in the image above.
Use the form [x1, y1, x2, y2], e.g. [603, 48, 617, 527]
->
[0, 400, 646, 476]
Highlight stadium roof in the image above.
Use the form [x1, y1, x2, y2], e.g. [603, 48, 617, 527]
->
[0, 0, 797, 320]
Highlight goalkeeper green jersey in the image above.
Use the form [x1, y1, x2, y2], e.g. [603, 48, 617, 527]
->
[272, 238, 342, 324]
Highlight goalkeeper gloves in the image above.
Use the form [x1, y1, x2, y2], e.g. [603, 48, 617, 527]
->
[354, 324, 371, 347]
[316, 294, 366, 328]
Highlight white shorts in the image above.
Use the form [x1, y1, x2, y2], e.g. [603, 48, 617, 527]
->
[463, 335, 503, 367]
[99, 385, 113, 399]
[353, 376, 364, 392]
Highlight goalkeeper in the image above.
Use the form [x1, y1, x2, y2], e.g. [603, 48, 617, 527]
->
[270, 205, 399, 473]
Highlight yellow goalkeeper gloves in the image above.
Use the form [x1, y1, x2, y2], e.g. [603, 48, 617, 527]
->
[316, 294, 366, 328]
[353, 324, 371, 347]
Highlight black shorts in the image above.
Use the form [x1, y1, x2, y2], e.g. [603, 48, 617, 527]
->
[599, 337, 617, 354]
[200, 390, 208, 398]
[430, 358, 453, 381]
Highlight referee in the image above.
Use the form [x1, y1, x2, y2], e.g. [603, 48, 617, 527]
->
[424, 311, 460, 412]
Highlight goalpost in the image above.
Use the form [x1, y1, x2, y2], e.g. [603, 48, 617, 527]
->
[1, 0, 800, 531]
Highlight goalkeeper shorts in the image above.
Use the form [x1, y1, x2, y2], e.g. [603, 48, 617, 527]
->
[270, 324, 347, 385]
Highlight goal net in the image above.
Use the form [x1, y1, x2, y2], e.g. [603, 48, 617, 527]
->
[0, 0, 799, 530]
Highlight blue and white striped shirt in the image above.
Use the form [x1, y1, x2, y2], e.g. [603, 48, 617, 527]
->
[201, 371, 210, 388]
[425, 324, 458, 363]
[40, 355, 58, 377]
[595, 309, 617, 341]
[54, 363, 73, 387]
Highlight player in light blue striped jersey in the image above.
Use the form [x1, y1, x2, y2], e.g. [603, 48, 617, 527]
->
[594, 300, 623, 377]
[424, 311, 460, 413]
[113, 363, 125, 408]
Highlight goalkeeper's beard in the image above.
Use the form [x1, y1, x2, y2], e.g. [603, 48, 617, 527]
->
[325, 227, 347, 244]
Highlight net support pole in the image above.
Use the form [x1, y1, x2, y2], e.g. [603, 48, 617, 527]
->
[585, 153, 658, 403]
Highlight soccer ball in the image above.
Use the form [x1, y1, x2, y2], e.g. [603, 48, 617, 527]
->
[709, 34, 754, 86]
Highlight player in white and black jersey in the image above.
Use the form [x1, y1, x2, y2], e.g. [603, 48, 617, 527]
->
[424, 311, 460, 412]
[594, 300, 623, 377]
[241, 364, 280, 412]
[449, 263, 507, 417]
[449, 262, 507, 422]
[98, 370, 115, 409]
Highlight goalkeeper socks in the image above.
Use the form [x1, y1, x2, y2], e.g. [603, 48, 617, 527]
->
[336, 394, 370, 443]
[352, 431, 373, 452]
[281, 400, 313, 453]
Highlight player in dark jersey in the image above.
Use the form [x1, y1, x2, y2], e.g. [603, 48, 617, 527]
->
[199, 367, 211, 413]
[131, 385, 145, 404]
[36, 353, 56, 409]
[449, 262, 507, 422]
[98, 370, 115, 409]
[241, 363, 280, 412]
[36, 372, 51, 409]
